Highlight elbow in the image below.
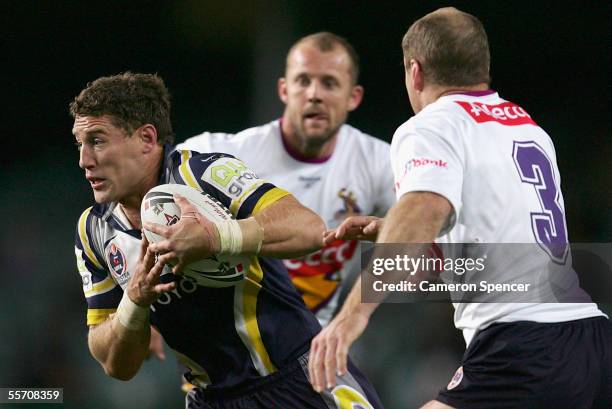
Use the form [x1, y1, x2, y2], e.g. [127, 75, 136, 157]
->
[102, 363, 138, 381]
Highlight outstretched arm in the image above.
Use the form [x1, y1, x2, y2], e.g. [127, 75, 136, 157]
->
[254, 194, 324, 258]
[147, 194, 325, 272]
[308, 191, 451, 392]
[88, 238, 176, 380]
[323, 215, 383, 244]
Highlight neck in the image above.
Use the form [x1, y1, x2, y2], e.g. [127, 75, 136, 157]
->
[119, 202, 143, 229]
[280, 116, 337, 160]
[420, 83, 489, 111]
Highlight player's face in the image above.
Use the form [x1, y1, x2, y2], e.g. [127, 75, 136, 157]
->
[279, 43, 363, 152]
[73, 115, 155, 205]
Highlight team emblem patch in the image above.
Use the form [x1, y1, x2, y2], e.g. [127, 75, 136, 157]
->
[108, 243, 127, 277]
[447, 366, 463, 390]
[334, 188, 362, 220]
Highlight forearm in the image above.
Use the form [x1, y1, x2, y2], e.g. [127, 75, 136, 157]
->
[377, 192, 448, 244]
[253, 195, 325, 258]
[88, 294, 151, 380]
[336, 276, 379, 321]
[352, 192, 452, 304]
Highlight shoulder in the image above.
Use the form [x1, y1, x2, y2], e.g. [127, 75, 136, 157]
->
[235, 120, 279, 140]
[169, 149, 237, 169]
[76, 205, 107, 234]
[392, 100, 467, 147]
[179, 120, 279, 152]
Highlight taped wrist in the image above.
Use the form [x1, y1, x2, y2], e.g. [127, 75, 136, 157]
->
[116, 291, 149, 331]
[215, 217, 264, 255]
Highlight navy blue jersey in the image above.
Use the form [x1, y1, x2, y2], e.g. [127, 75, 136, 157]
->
[74, 148, 321, 391]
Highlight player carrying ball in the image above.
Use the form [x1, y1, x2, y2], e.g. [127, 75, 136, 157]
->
[71, 72, 383, 408]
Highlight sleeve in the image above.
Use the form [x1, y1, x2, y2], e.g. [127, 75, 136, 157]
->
[170, 150, 290, 220]
[390, 115, 465, 235]
[74, 208, 123, 326]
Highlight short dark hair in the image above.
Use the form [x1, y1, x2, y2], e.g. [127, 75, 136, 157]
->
[402, 7, 490, 87]
[69, 72, 174, 145]
[287, 32, 360, 84]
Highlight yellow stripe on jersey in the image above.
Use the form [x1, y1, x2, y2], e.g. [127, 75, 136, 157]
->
[233, 257, 277, 376]
[78, 207, 103, 270]
[84, 275, 117, 298]
[252, 187, 290, 215]
[87, 308, 116, 325]
[332, 385, 375, 409]
[178, 151, 201, 190]
[229, 180, 265, 215]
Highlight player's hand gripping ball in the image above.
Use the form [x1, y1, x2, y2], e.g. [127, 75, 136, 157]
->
[141, 184, 249, 287]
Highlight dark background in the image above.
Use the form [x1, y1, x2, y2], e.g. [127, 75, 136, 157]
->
[1, 1, 609, 408]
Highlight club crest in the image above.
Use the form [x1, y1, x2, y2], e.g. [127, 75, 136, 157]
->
[334, 188, 362, 220]
[107, 242, 127, 278]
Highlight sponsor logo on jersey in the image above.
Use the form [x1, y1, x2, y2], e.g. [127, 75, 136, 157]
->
[80, 270, 93, 292]
[447, 366, 463, 390]
[285, 239, 358, 311]
[204, 157, 260, 198]
[407, 157, 448, 170]
[284, 239, 358, 276]
[107, 243, 128, 284]
[200, 153, 222, 163]
[456, 101, 536, 126]
[298, 175, 321, 188]
[395, 158, 448, 192]
[334, 188, 362, 220]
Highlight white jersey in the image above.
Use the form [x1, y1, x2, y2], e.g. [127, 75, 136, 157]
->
[179, 120, 395, 325]
[391, 90, 604, 345]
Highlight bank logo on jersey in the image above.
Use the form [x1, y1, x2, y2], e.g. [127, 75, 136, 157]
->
[204, 157, 260, 198]
[334, 188, 362, 220]
[395, 157, 449, 193]
[107, 243, 128, 284]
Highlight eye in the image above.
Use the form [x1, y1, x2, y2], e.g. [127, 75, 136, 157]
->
[297, 75, 310, 87]
[323, 78, 338, 89]
[92, 137, 103, 146]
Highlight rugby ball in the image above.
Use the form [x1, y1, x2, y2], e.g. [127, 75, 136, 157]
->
[141, 184, 249, 288]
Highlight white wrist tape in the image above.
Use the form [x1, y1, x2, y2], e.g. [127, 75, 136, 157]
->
[215, 217, 263, 255]
[116, 291, 149, 331]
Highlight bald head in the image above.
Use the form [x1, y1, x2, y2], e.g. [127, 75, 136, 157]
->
[286, 32, 360, 85]
[402, 7, 490, 87]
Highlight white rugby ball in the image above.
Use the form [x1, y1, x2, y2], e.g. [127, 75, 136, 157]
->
[141, 184, 249, 288]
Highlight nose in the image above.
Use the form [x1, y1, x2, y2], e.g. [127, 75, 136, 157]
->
[79, 145, 95, 170]
[306, 80, 322, 103]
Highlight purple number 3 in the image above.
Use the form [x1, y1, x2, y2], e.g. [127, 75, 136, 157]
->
[513, 141, 568, 264]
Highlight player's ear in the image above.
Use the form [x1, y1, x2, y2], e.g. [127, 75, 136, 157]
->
[410, 59, 424, 92]
[139, 124, 158, 153]
[278, 77, 288, 104]
[347, 85, 364, 112]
